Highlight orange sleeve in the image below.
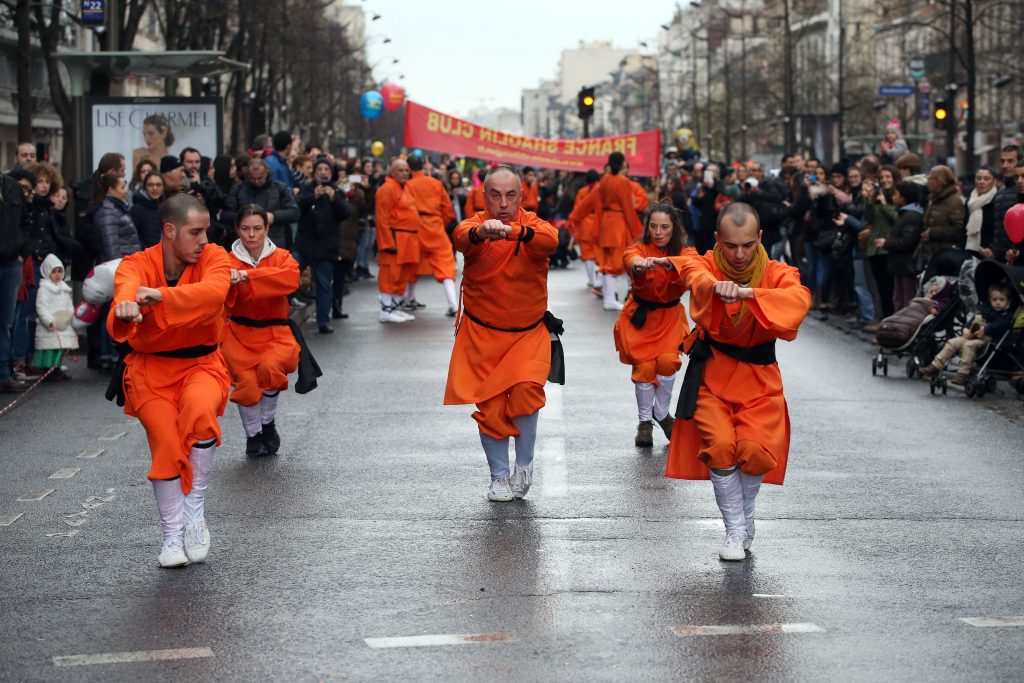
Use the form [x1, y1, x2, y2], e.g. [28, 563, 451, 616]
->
[452, 213, 485, 253]
[375, 185, 396, 251]
[511, 215, 559, 258]
[745, 263, 812, 341]
[613, 178, 643, 239]
[569, 184, 599, 225]
[439, 184, 456, 226]
[669, 250, 722, 334]
[632, 182, 649, 212]
[236, 252, 300, 302]
[107, 254, 146, 343]
[149, 250, 231, 330]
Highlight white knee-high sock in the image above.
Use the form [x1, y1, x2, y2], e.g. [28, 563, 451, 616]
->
[710, 468, 746, 535]
[404, 281, 416, 302]
[654, 374, 676, 421]
[603, 274, 619, 307]
[739, 472, 763, 524]
[512, 412, 539, 469]
[238, 403, 262, 437]
[635, 382, 655, 422]
[153, 478, 185, 541]
[184, 440, 215, 528]
[442, 278, 458, 309]
[480, 432, 510, 480]
[260, 390, 279, 425]
[584, 260, 596, 286]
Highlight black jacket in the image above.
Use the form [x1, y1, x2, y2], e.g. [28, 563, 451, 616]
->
[222, 178, 300, 248]
[886, 205, 924, 276]
[94, 197, 141, 262]
[0, 174, 27, 266]
[992, 178, 1021, 261]
[23, 195, 81, 263]
[979, 298, 1019, 338]
[130, 191, 163, 248]
[296, 185, 350, 260]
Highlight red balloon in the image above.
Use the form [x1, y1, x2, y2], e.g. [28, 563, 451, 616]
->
[1006, 203, 1024, 245]
[381, 83, 406, 112]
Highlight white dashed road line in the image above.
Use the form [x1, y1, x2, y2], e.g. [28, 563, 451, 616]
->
[0, 512, 24, 526]
[961, 616, 1024, 628]
[52, 647, 215, 667]
[364, 633, 516, 649]
[49, 468, 81, 479]
[77, 448, 105, 459]
[17, 489, 54, 502]
[673, 623, 825, 637]
[97, 430, 127, 441]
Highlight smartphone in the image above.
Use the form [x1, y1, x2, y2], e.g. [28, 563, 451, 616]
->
[348, 175, 363, 185]
[703, 170, 714, 185]
[808, 174, 819, 184]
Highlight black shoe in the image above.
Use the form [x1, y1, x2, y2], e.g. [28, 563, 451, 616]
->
[99, 359, 113, 374]
[332, 307, 348, 320]
[246, 433, 268, 457]
[318, 325, 334, 334]
[261, 421, 281, 455]
[1, 379, 30, 393]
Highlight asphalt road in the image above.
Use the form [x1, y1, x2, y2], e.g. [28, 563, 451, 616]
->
[1, 263, 1022, 682]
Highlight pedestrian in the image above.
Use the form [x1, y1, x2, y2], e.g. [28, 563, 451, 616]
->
[993, 161, 1024, 266]
[464, 167, 488, 218]
[917, 165, 965, 276]
[877, 180, 925, 311]
[374, 159, 421, 323]
[131, 172, 165, 248]
[295, 158, 349, 333]
[444, 165, 561, 501]
[446, 169, 467, 224]
[223, 158, 300, 250]
[405, 154, 458, 316]
[32, 254, 77, 380]
[1, 170, 29, 393]
[264, 131, 295, 193]
[651, 202, 811, 561]
[860, 177, 897, 320]
[130, 159, 156, 194]
[521, 166, 539, 212]
[12, 142, 37, 170]
[571, 169, 601, 292]
[222, 204, 306, 456]
[160, 155, 187, 197]
[963, 166, 998, 258]
[106, 193, 231, 568]
[613, 204, 691, 447]
[94, 176, 141, 262]
[879, 119, 909, 164]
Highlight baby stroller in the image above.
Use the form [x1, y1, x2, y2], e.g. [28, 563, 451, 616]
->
[943, 260, 1024, 398]
[873, 277, 964, 379]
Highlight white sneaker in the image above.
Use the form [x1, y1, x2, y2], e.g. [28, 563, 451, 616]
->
[487, 477, 514, 502]
[744, 520, 755, 550]
[511, 464, 533, 499]
[184, 523, 211, 563]
[379, 308, 410, 323]
[158, 537, 189, 568]
[603, 301, 624, 311]
[397, 309, 415, 321]
[719, 530, 747, 561]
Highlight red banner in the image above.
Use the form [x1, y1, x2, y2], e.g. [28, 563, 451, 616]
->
[403, 101, 661, 177]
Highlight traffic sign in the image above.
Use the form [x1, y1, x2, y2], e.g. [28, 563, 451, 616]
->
[908, 57, 926, 80]
[879, 85, 915, 97]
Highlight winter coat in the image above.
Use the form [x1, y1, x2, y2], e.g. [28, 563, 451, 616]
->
[978, 298, 1019, 339]
[22, 196, 80, 264]
[223, 178, 300, 248]
[94, 196, 141, 262]
[0, 174, 27, 266]
[863, 202, 897, 258]
[295, 185, 350, 261]
[919, 185, 965, 255]
[886, 204, 924, 276]
[992, 178, 1022, 261]
[264, 151, 294, 193]
[34, 254, 78, 351]
[339, 186, 366, 262]
[129, 190, 163, 248]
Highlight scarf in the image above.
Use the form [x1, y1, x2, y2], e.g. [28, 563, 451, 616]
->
[713, 242, 768, 323]
[964, 186, 997, 251]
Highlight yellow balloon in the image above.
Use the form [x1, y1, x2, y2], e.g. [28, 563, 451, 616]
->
[371, 141, 384, 157]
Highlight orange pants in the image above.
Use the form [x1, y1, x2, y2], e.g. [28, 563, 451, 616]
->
[599, 246, 626, 275]
[136, 370, 225, 494]
[379, 261, 419, 295]
[230, 361, 294, 406]
[473, 382, 546, 439]
[631, 353, 682, 384]
[691, 388, 780, 476]
[578, 239, 597, 261]
[418, 225, 457, 280]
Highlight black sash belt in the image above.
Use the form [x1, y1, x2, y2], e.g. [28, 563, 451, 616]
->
[462, 308, 566, 385]
[105, 343, 218, 407]
[229, 315, 323, 394]
[629, 295, 680, 329]
[675, 335, 777, 420]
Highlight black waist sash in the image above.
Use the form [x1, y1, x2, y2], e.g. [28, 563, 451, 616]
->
[105, 343, 218, 407]
[675, 334, 777, 420]
[229, 315, 323, 394]
[629, 294, 680, 329]
[462, 308, 566, 385]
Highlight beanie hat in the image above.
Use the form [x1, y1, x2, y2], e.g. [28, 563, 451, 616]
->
[160, 155, 183, 174]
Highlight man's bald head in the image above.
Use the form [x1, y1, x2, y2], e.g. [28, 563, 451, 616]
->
[483, 165, 522, 223]
[390, 158, 410, 184]
[715, 202, 762, 271]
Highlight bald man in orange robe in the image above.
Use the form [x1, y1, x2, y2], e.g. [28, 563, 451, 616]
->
[107, 194, 231, 568]
[569, 152, 642, 310]
[375, 159, 421, 323]
[406, 154, 459, 315]
[521, 167, 540, 212]
[445, 165, 561, 502]
[650, 202, 810, 562]
[571, 170, 601, 291]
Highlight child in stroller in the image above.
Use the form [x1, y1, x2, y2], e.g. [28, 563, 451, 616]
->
[872, 276, 962, 377]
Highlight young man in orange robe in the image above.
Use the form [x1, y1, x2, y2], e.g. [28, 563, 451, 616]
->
[374, 159, 421, 323]
[571, 169, 601, 291]
[405, 154, 459, 315]
[650, 202, 810, 561]
[107, 194, 231, 568]
[521, 166, 540, 212]
[569, 152, 643, 311]
[445, 165, 560, 501]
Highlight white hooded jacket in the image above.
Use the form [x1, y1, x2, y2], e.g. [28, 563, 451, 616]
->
[35, 254, 79, 351]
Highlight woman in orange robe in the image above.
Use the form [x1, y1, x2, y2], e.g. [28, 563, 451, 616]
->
[569, 152, 642, 311]
[222, 204, 300, 457]
[613, 203, 691, 448]
[570, 170, 600, 291]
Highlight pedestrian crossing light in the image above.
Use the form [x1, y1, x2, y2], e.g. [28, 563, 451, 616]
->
[933, 98, 949, 130]
[578, 87, 596, 121]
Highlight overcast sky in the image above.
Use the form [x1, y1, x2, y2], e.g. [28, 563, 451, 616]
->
[362, 0, 673, 121]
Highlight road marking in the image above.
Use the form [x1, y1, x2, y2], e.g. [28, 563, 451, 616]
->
[53, 647, 215, 667]
[364, 633, 516, 649]
[17, 489, 54, 502]
[77, 448, 105, 459]
[961, 616, 1024, 628]
[0, 512, 24, 526]
[752, 594, 790, 599]
[541, 437, 567, 498]
[49, 468, 81, 479]
[98, 430, 127, 441]
[673, 623, 825, 637]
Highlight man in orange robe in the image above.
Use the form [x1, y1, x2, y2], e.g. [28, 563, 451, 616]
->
[406, 154, 459, 316]
[569, 152, 642, 311]
[651, 202, 810, 562]
[445, 165, 560, 502]
[463, 168, 488, 217]
[571, 170, 601, 291]
[374, 159, 421, 323]
[521, 166, 540, 212]
[107, 194, 231, 568]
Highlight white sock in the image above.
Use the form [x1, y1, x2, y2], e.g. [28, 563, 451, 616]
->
[584, 260, 596, 286]
[152, 478, 185, 541]
[480, 432, 510, 480]
[654, 374, 676, 421]
[603, 274, 618, 307]
[635, 382, 655, 422]
[442, 278, 458, 309]
[184, 440, 215, 528]
[238, 403, 262, 437]
[710, 468, 746, 535]
[405, 281, 417, 302]
[512, 411, 539, 469]
[261, 390, 279, 425]
[739, 471, 763, 524]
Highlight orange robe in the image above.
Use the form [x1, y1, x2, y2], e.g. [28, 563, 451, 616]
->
[374, 176, 421, 295]
[630, 180, 650, 213]
[107, 243, 231, 494]
[521, 181, 539, 212]
[568, 173, 642, 276]
[464, 184, 486, 217]
[407, 170, 457, 281]
[613, 243, 691, 383]
[222, 245, 301, 406]
[445, 208, 559, 439]
[665, 251, 810, 485]
[571, 183, 598, 261]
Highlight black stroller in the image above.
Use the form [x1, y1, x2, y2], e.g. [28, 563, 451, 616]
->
[873, 278, 964, 379]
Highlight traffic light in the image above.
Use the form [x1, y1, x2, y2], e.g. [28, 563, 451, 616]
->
[578, 86, 595, 120]
[933, 97, 949, 130]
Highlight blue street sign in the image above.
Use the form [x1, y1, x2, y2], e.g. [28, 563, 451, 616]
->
[879, 85, 915, 97]
[81, 0, 105, 26]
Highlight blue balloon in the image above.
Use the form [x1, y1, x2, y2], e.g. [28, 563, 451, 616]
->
[359, 91, 384, 120]
[411, 149, 424, 157]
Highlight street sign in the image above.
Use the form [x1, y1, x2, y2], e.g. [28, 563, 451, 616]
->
[879, 85, 915, 97]
[908, 57, 926, 80]
[80, 0, 105, 26]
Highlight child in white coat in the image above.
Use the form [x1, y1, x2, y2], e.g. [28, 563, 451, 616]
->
[33, 254, 78, 380]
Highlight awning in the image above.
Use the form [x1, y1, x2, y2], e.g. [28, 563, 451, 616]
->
[57, 51, 248, 96]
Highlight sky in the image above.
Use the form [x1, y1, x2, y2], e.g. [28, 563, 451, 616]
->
[361, 0, 675, 120]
